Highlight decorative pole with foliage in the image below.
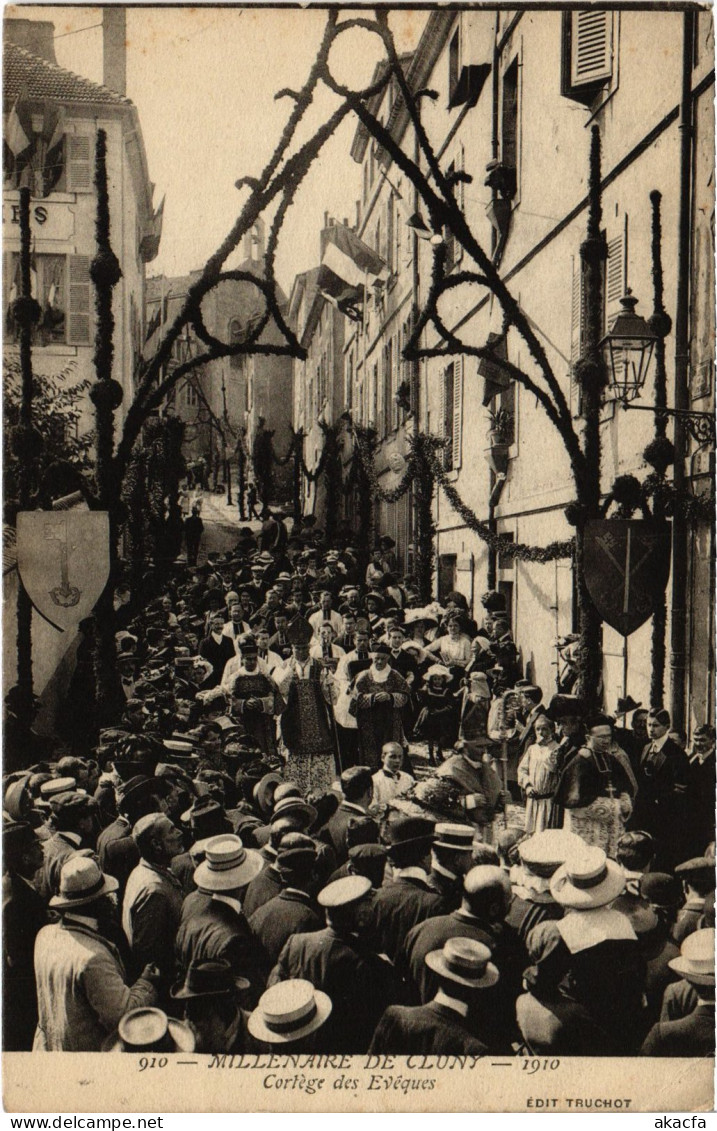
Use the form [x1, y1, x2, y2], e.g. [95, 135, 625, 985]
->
[571, 127, 608, 709]
[89, 129, 124, 721]
[292, 429, 304, 525]
[12, 186, 43, 726]
[645, 190, 673, 709]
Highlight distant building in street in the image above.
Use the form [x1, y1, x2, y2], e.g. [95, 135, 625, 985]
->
[288, 219, 347, 527]
[2, 12, 162, 433]
[145, 221, 293, 501]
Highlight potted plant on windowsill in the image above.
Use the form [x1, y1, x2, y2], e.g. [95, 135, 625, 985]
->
[484, 407, 514, 475]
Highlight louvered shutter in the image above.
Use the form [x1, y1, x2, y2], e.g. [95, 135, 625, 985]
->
[605, 217, 628, 325]
[452, 356, 463, 469]
[66, 134, 93, 193]
[67, 254, 91, 344]
[570, 11, 613, 88]
[455, 145, 464, 265]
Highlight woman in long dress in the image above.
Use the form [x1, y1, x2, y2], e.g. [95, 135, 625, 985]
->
[518, 715, 561, 834]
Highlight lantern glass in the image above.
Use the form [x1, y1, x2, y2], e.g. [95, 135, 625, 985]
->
[600, 292, 657, 405]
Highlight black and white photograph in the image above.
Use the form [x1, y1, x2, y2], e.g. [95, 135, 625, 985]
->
[2, 1, 715, 1113]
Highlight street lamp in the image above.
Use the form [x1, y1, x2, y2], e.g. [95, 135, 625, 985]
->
[600, 290, 658, 403]
[602, 290, 715, 446]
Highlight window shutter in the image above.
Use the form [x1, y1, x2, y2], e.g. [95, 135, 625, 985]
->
[66, 133, 93, 193]
[439, 368, 447, 467]
[605, 216, 628, 324]
[570, 11, 613, 88]
[455, 145, 464, 265]
[452, 355, 463, 469]
[67, 254, 92, 344]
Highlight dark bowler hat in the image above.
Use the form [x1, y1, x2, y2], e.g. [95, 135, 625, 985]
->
[368, 640, 391, 655]
[386, 815, 435, 861]
[276, 833, 317, 872]
[102, 1008, 195, 1053]
[172, 959, 249, 1001]
[640, 872, 683, 909]
[285, 617, 314, 647]
[187, 797, 233, 840]
[3, 819, 38, 857]
[546, 694, 586, 722]
[675, 858, 716, 888]
[615, 695, 642, 716]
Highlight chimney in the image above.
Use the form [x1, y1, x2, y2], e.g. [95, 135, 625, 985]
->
[242, 219, 265, 262]
[103, 8, 126, 96]
[5, 19, 57, 64]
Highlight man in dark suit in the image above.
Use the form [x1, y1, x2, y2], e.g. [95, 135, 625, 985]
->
[633, 708, 689, 868]
[199, 613, 237, 687]
[641, 928, 714, 1056]
[367, 816, 443, 963]
[98, 776, 168, 900]
[321, 766, 374, 866]
[3, 821, 46, 1050]
[268, 875, 399, 1053]
[369, 937, 499, 1055]
[248, 834, 322, 965]
[39, 790, 98, 901]
[402, 864, 510, 1003]
[685, 725, 716, 858]
[175, 835, 268, 1006]
[516, 685, 545, 757]
[427, 823, 475, 911]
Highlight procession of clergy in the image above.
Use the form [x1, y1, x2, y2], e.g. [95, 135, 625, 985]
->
[3, 514, 715, 1058]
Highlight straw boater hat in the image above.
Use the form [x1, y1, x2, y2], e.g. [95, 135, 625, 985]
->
[40, 777, 77, 799]
[513, 829, 585, 901]
[193, 834, 263, 892]
[425, 938, 499, 989]
[50, 856, 119, 911]
[433, 823, 475, 852]
[102, 1008, 195, 1053]
[318, 874, 372, 910]
[247, 980, 332, 1045]
[550, 845, 626, 910]
[668, 928, 715, 987]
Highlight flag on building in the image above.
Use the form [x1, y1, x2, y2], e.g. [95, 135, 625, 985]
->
[320, 223, 389, 290]
[317, 223, 388, 321]
[4, 94, 35, 182]
[41, 103, 66, 197]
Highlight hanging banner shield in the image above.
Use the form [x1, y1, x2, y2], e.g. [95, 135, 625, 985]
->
[16, 511, 110, 632]
[583, 519, 671, 637]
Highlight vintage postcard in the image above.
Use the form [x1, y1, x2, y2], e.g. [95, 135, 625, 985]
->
[2, 1, 714, 1115]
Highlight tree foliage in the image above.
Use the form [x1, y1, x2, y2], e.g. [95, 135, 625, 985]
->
[3, 356, 94, 522]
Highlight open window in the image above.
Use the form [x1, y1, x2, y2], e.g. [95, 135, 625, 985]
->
[4, 251, 92, 346]
[562, 11, 615, 106]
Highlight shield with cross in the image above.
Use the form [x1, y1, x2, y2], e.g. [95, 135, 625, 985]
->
[583, 519, 672, 637]
[16, 511, 110, 632]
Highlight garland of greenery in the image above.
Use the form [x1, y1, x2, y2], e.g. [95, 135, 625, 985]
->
[428, 445, 574, 562]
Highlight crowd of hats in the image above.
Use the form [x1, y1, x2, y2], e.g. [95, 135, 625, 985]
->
[3, 514, 715, 1058]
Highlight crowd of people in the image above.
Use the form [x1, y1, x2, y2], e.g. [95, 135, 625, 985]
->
[3, 509, 715, 1057]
